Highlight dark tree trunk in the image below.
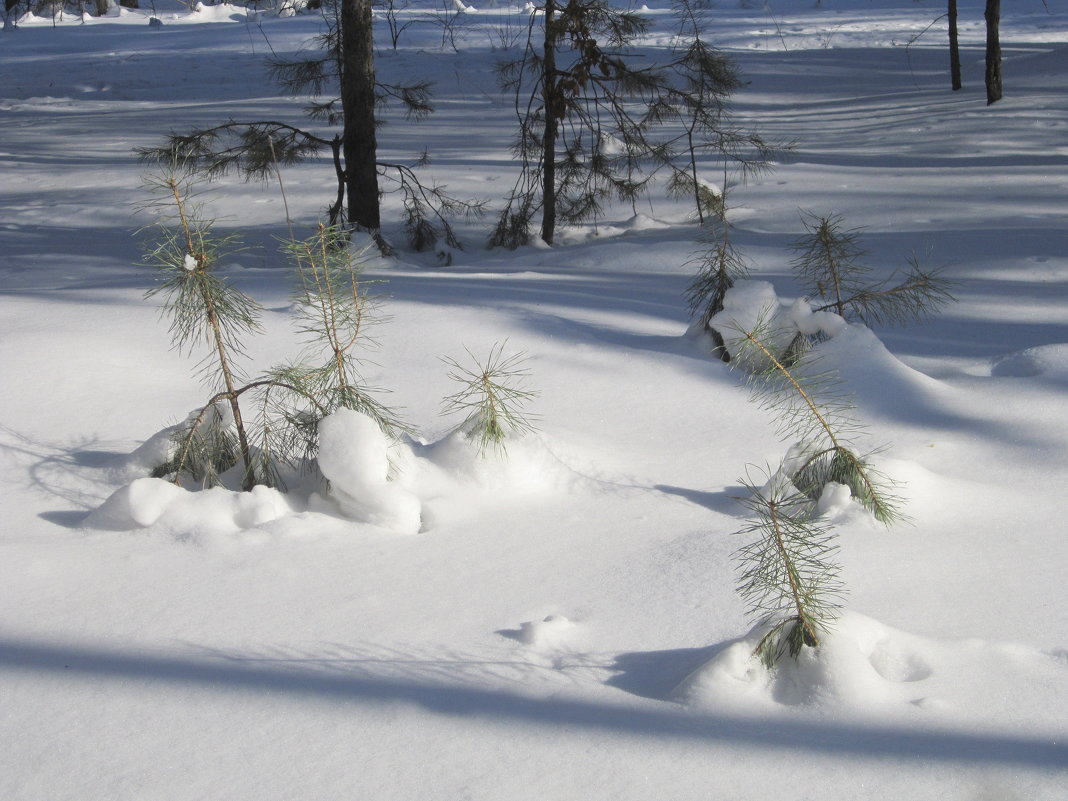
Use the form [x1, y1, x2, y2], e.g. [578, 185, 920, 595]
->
[540, 0, 560, 246]
[340, 0, 381, 233]
[984, 0, 1002, 104]
[948, 0, 962, 91]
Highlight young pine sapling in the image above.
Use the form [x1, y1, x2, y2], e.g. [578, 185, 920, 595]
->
[685, 217, 749, 361]
[441, 343, 539, 456]
[141, 173, 263, 491]
[735, 469, 845, 667]
[719, 314, 905, 668]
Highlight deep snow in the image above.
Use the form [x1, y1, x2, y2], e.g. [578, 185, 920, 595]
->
[2, 1, 1067, 799]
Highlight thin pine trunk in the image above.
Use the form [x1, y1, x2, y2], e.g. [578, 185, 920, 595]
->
[341, 0, 382, 232]
[948, 0, 962, 91]
[984, 0, 1002, 104]
[540, 0, 559, 245]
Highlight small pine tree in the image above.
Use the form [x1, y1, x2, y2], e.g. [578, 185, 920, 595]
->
[720, 314, 906, 669]
[491, 0, 777, 248]
[685, 219, 749, 360]
[441, 343, 539, 456]
[281, 223, 406, 433]
[735, 469, 845, 667]
[141, 173, 263, 491]
[248, 224, 408, 486]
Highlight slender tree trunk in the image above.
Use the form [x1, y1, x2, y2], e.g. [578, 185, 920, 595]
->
[948, 0, 962, 91]
[340, 0, 381, 233]
[540, 0, 559, 246]
[984, 0, 1002, 105]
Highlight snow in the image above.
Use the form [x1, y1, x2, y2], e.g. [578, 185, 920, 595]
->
[315, 409, 423, 534]
[2, 1, 1068, 799]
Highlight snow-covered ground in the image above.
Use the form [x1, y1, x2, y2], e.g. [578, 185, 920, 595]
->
[2, 1, 1066, 799]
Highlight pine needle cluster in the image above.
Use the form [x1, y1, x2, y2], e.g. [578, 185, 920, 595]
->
[792, 212, 955, 327]
[441, 343, 539, 456]
[684, 219, 749, 358]
[735, 471, 845, 667]
[731, 323, 903, 525]
[281, 224, 407, 428]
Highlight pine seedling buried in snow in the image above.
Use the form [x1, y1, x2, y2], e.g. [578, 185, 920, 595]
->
[792, 212, 955, 328]
[141, 172, 263, 491]
[250, 224, 408, 485]
[441, 342, 539, 456]
[723, 318, 900, 668]
[735, 468, 846, 668]
[725, 315, 903, 526]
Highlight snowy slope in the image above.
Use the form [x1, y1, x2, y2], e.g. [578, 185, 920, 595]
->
[1, 2, 1067, 799]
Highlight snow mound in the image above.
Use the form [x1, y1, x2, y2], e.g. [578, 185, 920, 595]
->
[83, 411, 577, 540]
[710, 280, 954, 424]
[419, 429, 570, 494]
[709, 280, 845, 367]
[677, 611, 1068, 725]
[991, 344, 1068, 379]
[316, 409, 422, 535]
[85, 478, 294, 537]
[516, 615, 581, 650]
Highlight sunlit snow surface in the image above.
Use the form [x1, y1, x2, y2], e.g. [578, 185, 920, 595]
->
[2, 2, 1067, 799]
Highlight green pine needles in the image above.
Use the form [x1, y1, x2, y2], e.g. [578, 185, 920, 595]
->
[731, 322, 902, 525]
[441, 343, 539, 456]
[142, 173, 263, 491]
[735, 471, 845, 667]
[792, 212, 955, 327]
[685, 219, 749, 358]
[726, 317, 901, 667]
[280, 223, 407, 437]
[142, 174, 404, 492]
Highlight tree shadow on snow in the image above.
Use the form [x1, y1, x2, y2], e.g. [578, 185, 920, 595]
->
[2, 636, 1066, 770]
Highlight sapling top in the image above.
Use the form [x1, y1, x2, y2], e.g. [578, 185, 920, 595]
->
[141, 172, 263, 491]
[441, 342, 539, 456]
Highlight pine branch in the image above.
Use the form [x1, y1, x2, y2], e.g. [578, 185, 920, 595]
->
[795, 213, 956, 328]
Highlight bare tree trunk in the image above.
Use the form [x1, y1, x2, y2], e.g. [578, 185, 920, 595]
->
[984, 0, 1002, 104]
[540, 0, 559, 246]
[340, 0, 382, 233]
[948, 0, 962, 91]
